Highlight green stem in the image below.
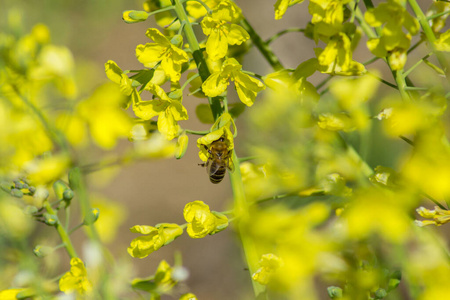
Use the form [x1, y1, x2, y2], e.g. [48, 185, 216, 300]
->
[240, 17, 284, 71]
[44, 201, 77, 258]
[185, 129, 210, 135]
[403, 54, 431, 78]
[180, 72, 199, 92]
[68, 168, 100, 242]
[394, 69, 411, 101]
[408, 0, 450, 79]
[229, 150, 265, 297]
[147, 5, 176, 17]
[173, 0, 223, 120]
[427, 10, 450, 21]
[13, 84, 69, 152]
[265, 28, 305, 45]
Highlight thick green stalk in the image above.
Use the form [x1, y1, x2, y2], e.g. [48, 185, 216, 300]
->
[172, 0, 223, 120]
[44, 201, 77, 258]
[229, 150, 266, 298]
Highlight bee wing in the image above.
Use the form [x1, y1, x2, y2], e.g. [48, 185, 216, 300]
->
[209, 161, 221, 175]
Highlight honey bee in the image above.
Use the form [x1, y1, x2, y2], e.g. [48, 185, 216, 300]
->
[200, 137, 234, 184]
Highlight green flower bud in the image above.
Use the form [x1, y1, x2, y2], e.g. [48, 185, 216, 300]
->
[1, 181, 13, 193]
[122, 10, 149, 24]
[63, 189, 74, 201]
[11, 188, 23, 198]
[84, 208, 100, 225]
[374, 288, 387, 299]
[388, 270, 401, 291]
[33, 245, 53, 257]
[23, 205, 38, 215]
[53, 180, 69, 200]
[175, 133, 189, 159]
[43, 213, 58, 226]
[14, 180, 24, 189]
[327, 286, 343, 299]
[170, 34, 184, 48]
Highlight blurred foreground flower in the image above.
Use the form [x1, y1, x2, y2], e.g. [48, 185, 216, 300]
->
[59, 257, 92, 295]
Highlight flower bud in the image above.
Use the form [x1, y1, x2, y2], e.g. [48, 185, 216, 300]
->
[23, 205, 38, 215]
[11, 188, 23, 198]
[175, 133, 188, 159]
[170, 34, 184, 48]
[84, 208, 100, 225]
[33, 245, 53, 257]
[53, 180, 69, 200]
[1, 181, 13, 193]
[327, 286, 343, 299]
[63, 189, 74, 201]
[122, 10, 149, 23]
[374, 288, 387, 299]
[43, 213, 58, 226]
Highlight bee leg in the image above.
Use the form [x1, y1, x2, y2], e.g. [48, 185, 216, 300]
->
[203, 145, 212, 154]
[198, 163, 206, 167]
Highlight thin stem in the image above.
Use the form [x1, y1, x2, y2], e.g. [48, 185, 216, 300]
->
[265, 28, 305, 45]
[238, 156, 259, 163]
[185, 129, 210, 135]
[147, 5, 176, 17]
[368, 72, 398, 90]
[422, 192, 447, 210]
[399, 135, 414, 146]
[408, 0, 450, 80]
[181, 72, 200, 92]
[69, 222, 85, 235]
[315, 75, 333, 91]
[12, 84, 69, 152]
[403, 54, 431, 78]
[44, 201, 77, 258]
[240, 17, 284, 71]
[190, 0, 212, 14]
[363, 56, 381, 66]
[427, 10, 450, 20]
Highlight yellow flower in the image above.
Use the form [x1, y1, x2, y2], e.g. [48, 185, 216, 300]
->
[274, 0, 304, 20]
[59, 257, 92, 295]
[136, 28, 189, 81]
[131, 84, 188, 140]
[77, 83, 132, 149]
[196, 112, 235, 162]
[0, 289, 27, 300]
[186, 0, 221, 19]
[315, 32, 366, 75]
[202, 58, 265, 106]
[128, 224, 183, 258]
[200, 2, 248, 61]
[252, 253, 283, 285]
[183, 201, 228, 238]
[415, 206, 450, 227]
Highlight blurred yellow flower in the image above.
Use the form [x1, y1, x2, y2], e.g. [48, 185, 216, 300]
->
[77, 83, 132, 149]
[59, 257, 92, 295]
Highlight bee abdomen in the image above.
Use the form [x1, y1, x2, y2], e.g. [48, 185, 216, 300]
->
[210, 166, 226, 184]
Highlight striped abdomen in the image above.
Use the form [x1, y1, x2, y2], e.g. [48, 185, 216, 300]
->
[209, 162, 226, 184]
